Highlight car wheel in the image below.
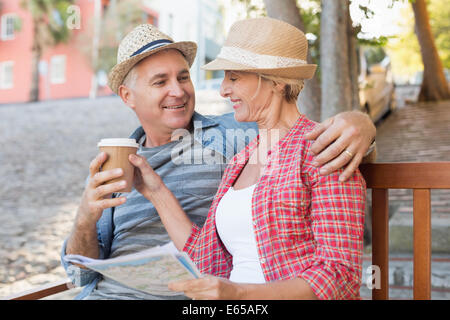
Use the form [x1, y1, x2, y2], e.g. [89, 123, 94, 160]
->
[364, 103, 371, 115]
[389, 89, 397, 112]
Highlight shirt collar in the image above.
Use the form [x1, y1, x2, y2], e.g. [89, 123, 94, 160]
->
[191, 111, 219, 130]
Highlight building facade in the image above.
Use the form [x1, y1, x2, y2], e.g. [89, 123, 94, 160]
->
[0, 0, 110, 104]
[142, 0, 225, 89]
[0, 0, 224, 104]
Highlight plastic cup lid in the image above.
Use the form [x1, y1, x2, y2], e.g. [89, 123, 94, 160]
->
[97, 138, 139, 148]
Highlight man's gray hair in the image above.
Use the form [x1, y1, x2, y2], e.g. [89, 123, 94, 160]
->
[122, 66, 138, 89]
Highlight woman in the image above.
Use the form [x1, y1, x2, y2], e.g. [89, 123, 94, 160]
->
[129, 17, 366, 300]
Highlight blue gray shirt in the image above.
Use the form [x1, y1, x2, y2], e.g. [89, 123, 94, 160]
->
[60, 112, 258, 299]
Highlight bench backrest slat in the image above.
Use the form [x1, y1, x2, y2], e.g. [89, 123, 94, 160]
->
[360, 162, 450, 189]
[360, 162, 450, 300]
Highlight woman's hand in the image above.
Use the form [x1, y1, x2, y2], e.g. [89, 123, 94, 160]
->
[168, 276, 246, 300]
[304, 110, 376, 181]
[128, 154, 164, 199]
[129, 153, 194, 249]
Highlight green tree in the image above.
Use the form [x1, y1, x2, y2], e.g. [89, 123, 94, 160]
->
[411, 0, 449, 101]
[428, 0, 450, 69]
[386, 5, 422, 81]
[236, 0, 390, 120]
[21, 0, 75, 102]
[387, 0, 449, 87]
[77, 0, 145, 78]
[98, 0, 144, 73]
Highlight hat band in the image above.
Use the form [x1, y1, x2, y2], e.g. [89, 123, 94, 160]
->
[131, 39, 174, 57]
[217, 46, 307, 69]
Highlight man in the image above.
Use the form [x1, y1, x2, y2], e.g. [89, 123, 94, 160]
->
[61, 24, 376, 300]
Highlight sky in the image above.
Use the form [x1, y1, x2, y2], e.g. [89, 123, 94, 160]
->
[220, 0, 411, 40]
[349, 0, 410, 39]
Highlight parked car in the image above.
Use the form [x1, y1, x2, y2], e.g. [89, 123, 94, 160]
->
[359, 52, 396, 123]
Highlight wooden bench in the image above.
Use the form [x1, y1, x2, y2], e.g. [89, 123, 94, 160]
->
[359, 162, 450, 300]
[4, 279, 75, 300]
[4, 162, 450, 300]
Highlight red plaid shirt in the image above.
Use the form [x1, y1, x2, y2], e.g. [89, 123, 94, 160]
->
[183, 115, 366, 300]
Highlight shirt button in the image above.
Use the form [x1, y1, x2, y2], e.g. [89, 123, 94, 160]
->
[260, 258, 266, 264]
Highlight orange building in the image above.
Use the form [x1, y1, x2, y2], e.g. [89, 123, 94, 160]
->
[0, 0, 158, 104]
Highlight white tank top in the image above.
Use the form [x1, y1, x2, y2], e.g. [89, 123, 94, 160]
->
[215, 184, 266, 284]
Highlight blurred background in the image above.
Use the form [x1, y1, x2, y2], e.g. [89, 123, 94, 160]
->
[0, 0, 449, 299]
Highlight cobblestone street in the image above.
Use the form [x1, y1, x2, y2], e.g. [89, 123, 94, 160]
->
[0, 96, 140, 298]
[0, 88, 449, 299]
[0, 91, 229, 298]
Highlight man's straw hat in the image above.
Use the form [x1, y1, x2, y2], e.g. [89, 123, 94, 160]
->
[202, 17, 316, 80]
[108, 24, 197, 94]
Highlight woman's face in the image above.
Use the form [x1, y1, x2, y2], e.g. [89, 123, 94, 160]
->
[220, 71, 275, 123]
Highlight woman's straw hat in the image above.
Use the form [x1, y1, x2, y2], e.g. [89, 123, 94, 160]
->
[202, 17, 316, 80]
[108, 24, 197, 94]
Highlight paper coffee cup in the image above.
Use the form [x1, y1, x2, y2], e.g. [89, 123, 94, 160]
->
[97, 138, 139, 193]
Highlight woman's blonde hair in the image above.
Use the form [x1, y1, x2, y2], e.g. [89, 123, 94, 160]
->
[259, 74, 305, 103]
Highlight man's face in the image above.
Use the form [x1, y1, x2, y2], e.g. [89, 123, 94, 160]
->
[123, 49, 195, 139]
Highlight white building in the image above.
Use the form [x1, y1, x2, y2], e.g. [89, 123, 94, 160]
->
[143, 0, 225, 89]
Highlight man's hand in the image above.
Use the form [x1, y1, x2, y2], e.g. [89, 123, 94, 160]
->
[66, 152, 128, 260]
[305, 111, 376, 182]
[75, 152, 128, 228]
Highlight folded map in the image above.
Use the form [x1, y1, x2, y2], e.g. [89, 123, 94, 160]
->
[64, 242, 201, 296]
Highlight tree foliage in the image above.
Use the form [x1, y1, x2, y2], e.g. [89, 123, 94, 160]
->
[98, 0, 145, 72]
[427, 0, 449, 69]
[411, 0, 449, 101]
[20, 0, 75, 101]
[77, 0, 145, 73]
[386, 0, 448, 85]
[233, 0, 392, 70]
[21, 0, 74, 46]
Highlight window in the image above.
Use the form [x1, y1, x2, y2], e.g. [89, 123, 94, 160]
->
[1, 14, 16, 40]
[50, 55, 66, 84]
[0, 61, 14, 89]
